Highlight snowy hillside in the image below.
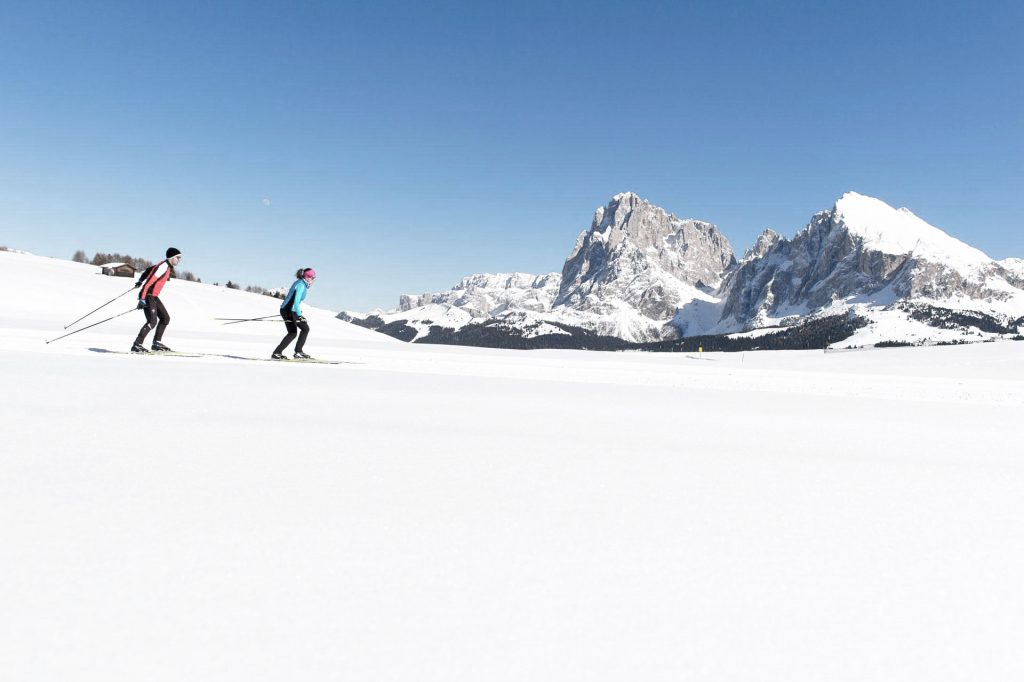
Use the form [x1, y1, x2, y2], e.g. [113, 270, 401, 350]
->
[1000, 257, 1024, 281]
[3, 249, 1024, 682]
[0, 251, 396, 355]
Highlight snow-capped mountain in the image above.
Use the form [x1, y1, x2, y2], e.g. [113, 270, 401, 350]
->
[336, 273, 565, 342]
[697, 192, 1024, 336]
[354, 193, 737, 343]
[346, 191, 1023, 348]
[399, 272, 562, 317]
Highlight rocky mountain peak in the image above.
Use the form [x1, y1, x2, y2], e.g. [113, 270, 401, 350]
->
[708, 192, 1023, 335]
[742, 228, 784, 262]
[555, 193, 735, 325]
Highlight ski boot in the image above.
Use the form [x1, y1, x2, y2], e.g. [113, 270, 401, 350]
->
[271, 352, 288, 360]
[130, 343, 150, 354]
[152, 341, 174, 352]
[293, 351, 312, 360]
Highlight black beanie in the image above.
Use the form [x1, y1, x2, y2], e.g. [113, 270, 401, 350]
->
[166, 247, 181, 259]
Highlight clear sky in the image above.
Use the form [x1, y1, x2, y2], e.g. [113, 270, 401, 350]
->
[2, 0, 1021, 312]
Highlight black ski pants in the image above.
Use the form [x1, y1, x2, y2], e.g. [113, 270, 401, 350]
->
[134, 296, 170, 346]
[273, 309, 309, 355]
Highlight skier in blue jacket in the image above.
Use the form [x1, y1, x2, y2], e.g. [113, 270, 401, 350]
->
[272, 268, 316, 359]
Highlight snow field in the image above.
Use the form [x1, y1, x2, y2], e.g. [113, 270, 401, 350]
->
[1, 251, 1023, 681]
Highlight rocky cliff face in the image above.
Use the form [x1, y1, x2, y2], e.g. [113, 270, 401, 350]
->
[387, 193, 738, 342]
[711, 192, 1024, 332]
[555, 192, 735, 321]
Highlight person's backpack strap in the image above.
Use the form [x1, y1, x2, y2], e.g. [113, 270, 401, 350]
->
[135, 263, 158, 289]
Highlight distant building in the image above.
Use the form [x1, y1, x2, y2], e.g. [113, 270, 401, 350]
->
[99, 262, 136, 278]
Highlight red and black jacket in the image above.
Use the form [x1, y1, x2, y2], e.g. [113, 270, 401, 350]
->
[138, 260, 173, 300]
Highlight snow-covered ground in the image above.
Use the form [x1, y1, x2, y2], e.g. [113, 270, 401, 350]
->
[2, 250, 1023, 681]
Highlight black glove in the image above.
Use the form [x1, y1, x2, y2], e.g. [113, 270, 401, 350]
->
[134, 280, 142, 288]
[137, 299, 148, 309]
[296, 315, 307, 323]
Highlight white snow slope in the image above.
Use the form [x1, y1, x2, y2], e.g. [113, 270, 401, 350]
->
[2, 250, 1023, 682]
[834, 191, 992, 267]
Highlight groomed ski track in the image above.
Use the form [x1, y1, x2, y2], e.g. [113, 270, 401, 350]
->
[87, 348, 355, 364]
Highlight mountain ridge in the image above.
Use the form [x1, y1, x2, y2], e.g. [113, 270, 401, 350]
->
[344, 192, 1024, 348]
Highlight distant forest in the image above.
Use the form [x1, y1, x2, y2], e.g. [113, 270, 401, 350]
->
[363, 306, 1023, 351]
[370, 312, 872, 352]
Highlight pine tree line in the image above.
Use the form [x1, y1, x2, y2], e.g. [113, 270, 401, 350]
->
[74, 250, 153, 271]
[398, 312, 871, 352]
[899, 302, 1017, 335]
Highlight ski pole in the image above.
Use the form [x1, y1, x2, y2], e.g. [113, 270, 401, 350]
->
[46, 307, 137, 344]
[64, 287, 135, 329]
[215, 315, 279, 320]
[218, 315, 280, 325]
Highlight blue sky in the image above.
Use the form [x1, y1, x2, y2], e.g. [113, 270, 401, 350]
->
[2, 0, 1021, 311]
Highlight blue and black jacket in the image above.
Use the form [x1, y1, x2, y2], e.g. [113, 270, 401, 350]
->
[281, 279, 309, 317]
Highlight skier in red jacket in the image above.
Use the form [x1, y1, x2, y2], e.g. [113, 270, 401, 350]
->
[131, 247, 182, 353]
